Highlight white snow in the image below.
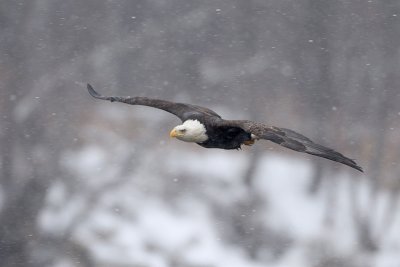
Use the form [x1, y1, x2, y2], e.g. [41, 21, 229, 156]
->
[39, 133, 400, 267]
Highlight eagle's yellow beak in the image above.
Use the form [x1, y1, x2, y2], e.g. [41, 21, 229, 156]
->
[170, 129, 178, 138]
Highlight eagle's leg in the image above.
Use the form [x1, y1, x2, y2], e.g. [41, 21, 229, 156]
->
[243, 139, 255, 146]
[243, 134, 259, 146]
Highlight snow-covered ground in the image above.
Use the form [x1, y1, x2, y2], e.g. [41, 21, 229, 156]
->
[40, 138, 400, 267]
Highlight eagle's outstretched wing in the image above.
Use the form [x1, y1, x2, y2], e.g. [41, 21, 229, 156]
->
[87, 84, 221, 121]
[213, 119, 363, 172]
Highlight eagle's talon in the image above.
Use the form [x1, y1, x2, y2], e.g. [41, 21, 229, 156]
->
[243, 140, 255, 146]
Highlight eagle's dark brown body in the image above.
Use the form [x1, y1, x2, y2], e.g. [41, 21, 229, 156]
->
[198, 123, 252, 150]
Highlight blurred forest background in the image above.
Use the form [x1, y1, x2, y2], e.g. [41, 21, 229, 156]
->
[1, 0, 400, 266]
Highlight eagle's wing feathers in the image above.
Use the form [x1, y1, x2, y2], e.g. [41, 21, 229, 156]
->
[87, 84, 220, 121]
[213, 119, 363, 172]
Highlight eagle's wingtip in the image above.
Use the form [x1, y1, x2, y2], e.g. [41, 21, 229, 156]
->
[87, 83, 101, 98]
[349, 158, 363, 173]
[346, 160, 363, 173]
[352, 165, 362, 172]
[355, 165, 364, 173]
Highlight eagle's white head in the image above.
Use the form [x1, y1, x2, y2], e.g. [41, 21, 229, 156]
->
[169, 119, 208, 143]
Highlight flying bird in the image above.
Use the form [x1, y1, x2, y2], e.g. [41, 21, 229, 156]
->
[87, 84, 363, 172]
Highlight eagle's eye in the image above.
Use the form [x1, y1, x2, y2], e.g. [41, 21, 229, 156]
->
[179, 129, 187, 133]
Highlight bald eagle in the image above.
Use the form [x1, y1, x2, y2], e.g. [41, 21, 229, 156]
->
[87, 84, 363, 172]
